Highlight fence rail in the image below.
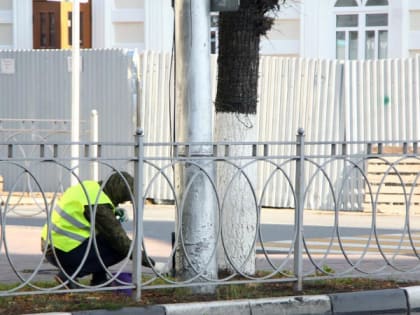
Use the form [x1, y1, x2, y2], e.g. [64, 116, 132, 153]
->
[2, 131, 420, 298]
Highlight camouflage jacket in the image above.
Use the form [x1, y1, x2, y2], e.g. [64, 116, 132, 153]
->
[83, 203, 152, 267]
[83, 203, 130, 257]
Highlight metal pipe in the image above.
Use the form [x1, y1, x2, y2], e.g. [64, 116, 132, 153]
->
[294, 128, 305, 292]
[133, 128, 145, 301]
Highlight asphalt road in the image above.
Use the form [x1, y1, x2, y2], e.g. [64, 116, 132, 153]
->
[3, 204, 413, 242]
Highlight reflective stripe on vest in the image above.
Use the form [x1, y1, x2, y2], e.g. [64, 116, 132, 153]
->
[55, 205, 90, 231]
[51, 224, 87, 243]
[50, 205, 91, 242]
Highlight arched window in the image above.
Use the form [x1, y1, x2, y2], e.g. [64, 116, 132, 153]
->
[334, 0, 388, 60]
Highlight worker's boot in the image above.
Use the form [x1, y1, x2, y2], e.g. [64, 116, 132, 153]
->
[90, 272, 109, 286]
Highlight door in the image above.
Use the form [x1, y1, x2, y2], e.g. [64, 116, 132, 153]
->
[33, 1, 60, 49]
[64, 2, 92, 49]
[33, 0, 92, 49]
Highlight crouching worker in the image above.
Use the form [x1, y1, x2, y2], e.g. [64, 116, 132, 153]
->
[41, 171, 166, 288]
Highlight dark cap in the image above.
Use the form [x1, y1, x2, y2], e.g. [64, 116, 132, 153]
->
[102, 171, 134, 206]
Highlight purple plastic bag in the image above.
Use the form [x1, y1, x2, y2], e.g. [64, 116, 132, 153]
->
[112, 272, 132, 296]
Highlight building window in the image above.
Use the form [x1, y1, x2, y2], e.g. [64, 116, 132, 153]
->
[334, 0, 388, 60]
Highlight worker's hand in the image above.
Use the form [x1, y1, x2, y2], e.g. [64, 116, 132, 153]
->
[115, 207, 128, 223]
[154, 262, 171, 275]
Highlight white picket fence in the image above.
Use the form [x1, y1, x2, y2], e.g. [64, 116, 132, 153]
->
[138, 52, 420, 210]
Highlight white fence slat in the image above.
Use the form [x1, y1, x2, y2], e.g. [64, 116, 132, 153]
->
[364, 61, 372, 141]
[378, 59, 384, 141]
[327, 60, 338, 141]
[304, 59, 315, 137]
[386, 59, 391, 139]
[356, 61, 364, 142]
[407, 58, 414, 140]
[315, 60, 331, 208]
[279, 58, 293, 207]
[400, 58, 407, 140]
[415, 56, 420, 138]
[349, 61, 357, 142]
[391, 59, 399, 140]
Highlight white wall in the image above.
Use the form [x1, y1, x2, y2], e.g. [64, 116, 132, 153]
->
[92, 0, 112, 48]
[2, 0, 419, 58]
[92, 0, 174, 52]
[300, 0, 336, 59]
[0, 0, 13, 49]
[13, 0, 32, 50]
[388, 0, 409, 58]
[261, 3, 301, 56]
[299, 0, 420, 60]
[144, 0, 174, 52]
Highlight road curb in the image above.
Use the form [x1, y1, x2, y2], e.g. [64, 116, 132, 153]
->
[24, 306, 166, 315]
[23, 286, 420, 315]
[163, 295, 332, 315]
[329, 288, 407, 314]
[403, 285, 420, 314]
[72, 306, 165, 315]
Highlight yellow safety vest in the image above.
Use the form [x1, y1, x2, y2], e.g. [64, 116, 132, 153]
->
[41, 181, 114, 252]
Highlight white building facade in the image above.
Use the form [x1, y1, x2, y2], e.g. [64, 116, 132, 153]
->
[0, 0, 419, 58]
[0, 0, 174, 51]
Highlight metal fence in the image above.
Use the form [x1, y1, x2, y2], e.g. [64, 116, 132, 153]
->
[2, 130, 420, 298]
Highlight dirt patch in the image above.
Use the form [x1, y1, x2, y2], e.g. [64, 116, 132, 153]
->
[0, 278, 418, 315]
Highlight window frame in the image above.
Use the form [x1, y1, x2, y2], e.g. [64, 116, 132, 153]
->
[333, 0, 389, 60]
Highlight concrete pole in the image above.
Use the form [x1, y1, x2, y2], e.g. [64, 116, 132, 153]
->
[71, 0, 80, 185]
[174, 0, 217, 292]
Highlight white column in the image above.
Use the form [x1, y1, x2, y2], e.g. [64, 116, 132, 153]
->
[91, 0, 112, 48]
[389, 0, 409, 58]
[71, 0, 80, 184]
[145, 0, 174, 51]
[301, 1, 337, 59]
[13, 0, 32, 49]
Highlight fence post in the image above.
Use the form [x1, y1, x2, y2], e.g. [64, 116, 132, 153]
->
[294, 128, 305, 292]
[133, 128, 145, 301]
